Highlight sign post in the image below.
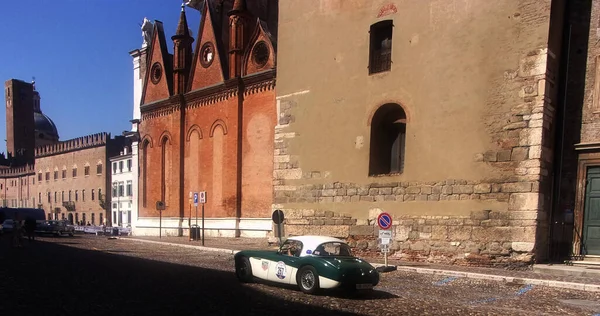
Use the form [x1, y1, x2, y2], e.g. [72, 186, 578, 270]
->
[272, 209, 285, 246]
[377, 212, 393, 267]
[199, 191, 206, 246]
[156, 201, 165, 238]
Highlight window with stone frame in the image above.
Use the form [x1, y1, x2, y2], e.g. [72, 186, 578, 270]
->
[38, 192, 41, 203]
[368, 20, 393, 75]
[91, 189, 95, 201]
[45, 172, 50, 181]
[72, 167, 77, 178]
[127, 159, 132, 171]
[62, 169, 66, 179]
[54, 170, 58, 180]
[54, 192, 57, 203]
[47, 192, 50, 203]
[369, 103, 407, 176]
[75, 190, 79, 201]
[38, 172, 42, 182]
[82, 189, 85, 201]
[84, 166, 90, 176]
[69, 190, 72, 201]
[61, 191, 64, 201]
[96, 163, 103, 175]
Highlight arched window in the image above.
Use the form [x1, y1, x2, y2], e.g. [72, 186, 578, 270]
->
[369, 103, 406, 175]
[369, 20, 393, 74]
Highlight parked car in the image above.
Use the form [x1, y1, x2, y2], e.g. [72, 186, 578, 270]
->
[35, 220, 75, 237]
[234, 235, 380, 294]
[1, 219, 15, 233]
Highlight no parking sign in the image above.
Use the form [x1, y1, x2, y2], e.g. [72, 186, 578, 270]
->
[377, 212, 392, 230]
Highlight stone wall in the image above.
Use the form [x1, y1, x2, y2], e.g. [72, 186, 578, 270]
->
[273, 48, 556, 265]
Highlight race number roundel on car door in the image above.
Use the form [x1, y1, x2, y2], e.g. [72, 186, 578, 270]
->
[275, 261, 287, 279]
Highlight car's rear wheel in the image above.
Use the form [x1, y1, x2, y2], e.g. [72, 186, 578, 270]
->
[297, 266, 320, 294]
[235, 256, 253, 283]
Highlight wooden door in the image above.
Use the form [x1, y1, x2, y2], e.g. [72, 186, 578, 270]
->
[584, 167, 600, 255]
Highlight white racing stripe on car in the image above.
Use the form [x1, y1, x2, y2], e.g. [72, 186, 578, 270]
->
[249, 257, 270, 280]
[318, 276, 340, 289]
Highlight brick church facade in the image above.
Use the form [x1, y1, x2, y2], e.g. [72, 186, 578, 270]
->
[136, 0, 278, 236]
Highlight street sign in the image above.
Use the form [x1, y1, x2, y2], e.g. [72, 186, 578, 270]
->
[380, 238, 391, 245]
[272, 209, 285, 224]
[199, 191, 206, 204]
[377, 212, 393, 230]
[379, 230, 392, 239]
[193, 192, 199, 207]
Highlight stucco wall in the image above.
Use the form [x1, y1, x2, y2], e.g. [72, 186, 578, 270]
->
[274, 0, 558, 264]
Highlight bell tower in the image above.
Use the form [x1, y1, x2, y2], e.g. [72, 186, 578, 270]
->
[4, 79, 35, 165]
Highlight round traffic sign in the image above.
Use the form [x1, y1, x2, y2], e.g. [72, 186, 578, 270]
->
[377, 212, 392, 230]
[272, 209, 285, 224]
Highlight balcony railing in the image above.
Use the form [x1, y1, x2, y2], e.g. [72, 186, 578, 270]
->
[62, 201, 76, 212]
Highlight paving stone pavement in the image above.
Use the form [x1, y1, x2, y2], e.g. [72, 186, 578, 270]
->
[122, 235, 600, 291]
[3, 234, 600, 316]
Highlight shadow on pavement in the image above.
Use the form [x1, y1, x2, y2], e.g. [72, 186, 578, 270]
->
[0, 238, 363, 316]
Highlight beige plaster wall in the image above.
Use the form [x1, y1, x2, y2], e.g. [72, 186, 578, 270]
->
[277, 0, 551, 184]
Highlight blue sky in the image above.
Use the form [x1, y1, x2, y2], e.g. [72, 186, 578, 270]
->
[0, 0, 201, 154]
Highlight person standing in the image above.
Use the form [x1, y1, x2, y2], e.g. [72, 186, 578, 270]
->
[24, 217, 36, 242]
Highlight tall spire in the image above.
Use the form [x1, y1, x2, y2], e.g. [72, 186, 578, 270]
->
[231, 0, 247, 13]
[172, 2, 194, 94]
[228, 0, 250, 78]
[175, 3, 191, 37]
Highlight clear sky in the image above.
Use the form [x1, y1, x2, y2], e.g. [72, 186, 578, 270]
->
[0, 0, 201, 154]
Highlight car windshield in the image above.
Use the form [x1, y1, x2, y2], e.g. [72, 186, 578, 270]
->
[279, 239, 303, 257]
[312, 242, 353, 257]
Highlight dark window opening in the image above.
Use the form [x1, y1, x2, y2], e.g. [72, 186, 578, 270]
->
[62, 169, 66, 179]
[84, 166, 90, 176]
[369, 20, 393, 74]
[369, 103, 406, 176]
[72, 168, 77, 178]
[96, 164, 102, 174]
[54, 170, 58, 180]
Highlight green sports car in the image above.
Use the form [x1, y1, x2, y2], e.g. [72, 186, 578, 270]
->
[234, 235, 380, 294]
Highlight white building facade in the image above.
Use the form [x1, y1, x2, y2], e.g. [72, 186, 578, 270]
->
[109, 146, 134, 227]
[126, 19, 151, 235]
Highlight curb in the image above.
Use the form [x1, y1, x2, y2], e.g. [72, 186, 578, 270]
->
[386, 265, 600, 292]
[121, 237, 600, 292]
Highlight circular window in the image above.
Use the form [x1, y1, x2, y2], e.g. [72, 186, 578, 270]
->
[150, 62, 162, 84]
[200, 42, 215, 68]
[252, 41, 270, 68]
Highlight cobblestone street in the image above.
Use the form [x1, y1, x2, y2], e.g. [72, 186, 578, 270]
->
[1, 235, 599, 316]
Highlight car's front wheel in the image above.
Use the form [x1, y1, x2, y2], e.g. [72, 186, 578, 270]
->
[297, 265, 320, 294]
[235, 256, 253, 283]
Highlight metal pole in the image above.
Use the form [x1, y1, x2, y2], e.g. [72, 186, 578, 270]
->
[385, 250, 388, 267]
[201, 203, 205, 246]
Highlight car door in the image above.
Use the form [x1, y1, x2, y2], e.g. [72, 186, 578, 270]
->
[262, 240, 302, 284]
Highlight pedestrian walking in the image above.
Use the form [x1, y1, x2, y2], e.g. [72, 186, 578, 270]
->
[12, 214, 23, 248]
[24, 217, 36, 242]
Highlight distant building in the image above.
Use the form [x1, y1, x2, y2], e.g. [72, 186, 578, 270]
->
[109, 145, 134, 227]
[2, 79, 127, 224]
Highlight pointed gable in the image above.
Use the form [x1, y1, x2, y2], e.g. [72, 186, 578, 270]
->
[141, 21, 173, 105]
[243, 19, 276, 76]
[188, 1, 227, 92]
